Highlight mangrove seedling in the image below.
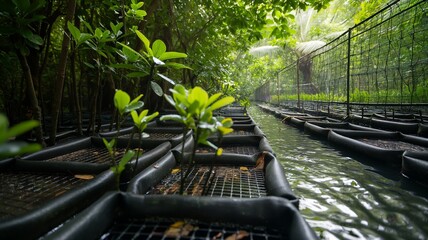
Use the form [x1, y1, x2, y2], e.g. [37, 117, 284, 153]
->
[161, 84, 234, 194]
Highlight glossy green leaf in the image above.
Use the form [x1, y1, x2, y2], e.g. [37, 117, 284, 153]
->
[159, 52, 187, 61]
[160, 114, 184, 124]
[151, 81, 163, 96]
[135, 30, 152, 56]
[152, 40, 166, 58]
[67, 22, 81, 42]
[157, 73, 176, 85]
[207, 96, 235, 111]
[163, 62, 191, 70]
[189, 87, 208, 108]
[127, 72, 150, 78]
[114, 90, 130, 115]
[207, 93, 222, 107]
[124, 101, 144, 114]
[130, 94, 144, 104]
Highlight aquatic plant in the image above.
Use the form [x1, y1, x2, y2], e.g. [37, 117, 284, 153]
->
[161, 84, 234, 194]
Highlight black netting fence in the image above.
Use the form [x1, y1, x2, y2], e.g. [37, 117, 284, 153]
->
[255, 0, 428, 115]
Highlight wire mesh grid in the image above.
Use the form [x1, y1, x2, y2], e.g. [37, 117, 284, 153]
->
[148, 166, 266, 198]
[44, 146, 142, 164]
[0, 171, 87, 218]
[228, 130, 256, 136]
[121, 132, 181, 140]
[102, 218, 282, 240]
[196, 146, 259, 155]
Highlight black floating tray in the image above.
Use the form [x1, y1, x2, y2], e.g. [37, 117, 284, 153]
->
[0, 168, 115, 239]
[19, 137, 171, 181]
[127, 150, 298, 207]
[45, 193, 316, 240]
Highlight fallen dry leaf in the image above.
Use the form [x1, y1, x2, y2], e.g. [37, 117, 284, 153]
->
[164, 221, 195, 237]
[255, 152, 267, 170]
[225, 230, 249, 240]
[74, 174, 94, 180]
[212, 232, 223, 239]
[171, 168, 180, 174]
[240, 166, 249, 171]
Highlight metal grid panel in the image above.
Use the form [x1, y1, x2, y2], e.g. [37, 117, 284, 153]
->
[122, 132, 180, 139]
[44, 147, 132, 164]
[0, 171, 86, 218]
[229, 130, 256, 136]
[148, 166, 266, 198]
[196, 146, 259, 155]
[102, 218, 282, 240]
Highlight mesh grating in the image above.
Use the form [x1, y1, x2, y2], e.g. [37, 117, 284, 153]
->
[102, 218, 282, 240]
[122, 132, 180, 139]
[44, 147, 143, 164]
[0, 171, 87, 218]
[229, 130, 256, 136]
[196, 146, 259, 155]
[148, 166, 266, 198]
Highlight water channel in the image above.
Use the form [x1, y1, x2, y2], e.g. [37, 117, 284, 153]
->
[247, 106, 428, 240]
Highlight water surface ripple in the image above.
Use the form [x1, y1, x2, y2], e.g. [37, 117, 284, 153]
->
[248, 106, 428, 240]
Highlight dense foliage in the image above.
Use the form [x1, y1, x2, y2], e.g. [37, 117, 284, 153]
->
[3, 0, 397, 145]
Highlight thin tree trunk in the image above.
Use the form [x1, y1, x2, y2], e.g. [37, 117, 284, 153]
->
[49, 0, 76, 145]
[16, 52, 45, 147]
[70, 45, 83, 135]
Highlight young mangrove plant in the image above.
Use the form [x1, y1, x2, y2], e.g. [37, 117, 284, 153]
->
[160, 84, 234, 194]
[103, 89, 158, 189]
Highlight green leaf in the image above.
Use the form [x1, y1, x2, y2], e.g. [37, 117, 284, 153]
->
[12, 0, 30, 11]
[5, 120, 39, 141]
[116, 150, 135, 174]
[151, 81, 163, 96]
[124, 101, 144, 114]
[164, 95, 177, 108]
[121, 45, 140, 62]
[157, 73, 175, 85]
[207, 93, 222, 107]
[114, 90, 130, 115]
[189, 87, 208, 108]
[102, 138, 116, 155]
[0, 142, 41, 160]
[207, 96, 235, 111]
[130, 94, 144, 104]
[160, 114, 184, 124]
[67, 22, 81, 42]
[135, 30, 152, 56]
[159, 52, 187, 61]
[152, 39, 166, 58]
[163, 62, 191, 70]
[153, 56, 165, 65]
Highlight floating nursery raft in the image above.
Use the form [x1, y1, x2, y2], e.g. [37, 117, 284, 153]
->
[258, 103, 428, 187]
[1, 105, 314, 239]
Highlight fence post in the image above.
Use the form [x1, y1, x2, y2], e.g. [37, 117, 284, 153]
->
[346, 29, 352, 117]
[296, 60, 301, 109]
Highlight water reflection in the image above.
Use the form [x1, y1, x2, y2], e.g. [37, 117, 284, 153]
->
[248, 106, 428, 240]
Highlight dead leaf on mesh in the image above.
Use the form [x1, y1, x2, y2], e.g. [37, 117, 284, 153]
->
[255, 152, 267, 170]
[212, 232, 223, 239]
[164, 221, 196, 237]
[191, 184, 203, 196]
[165, 183, 181, 195]
[55, 190, 66, 197]
[225, 230, 249, 240]
[239, 166, 249, 171]
[74, 174, 94, 180]
[171, 168, 180, 174]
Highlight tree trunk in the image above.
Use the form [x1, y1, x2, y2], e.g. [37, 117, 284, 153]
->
[16, 52, 45, 147]
[49, 0, 77, 145]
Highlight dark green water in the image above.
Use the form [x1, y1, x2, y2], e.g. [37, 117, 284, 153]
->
[248, 106, 428, 240]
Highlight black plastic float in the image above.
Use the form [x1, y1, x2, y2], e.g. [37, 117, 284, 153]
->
[402, 151, 428, 186]
[19, 136, 171, 181]
[45, 192, 316, 240]
[0, 167, 115, 239]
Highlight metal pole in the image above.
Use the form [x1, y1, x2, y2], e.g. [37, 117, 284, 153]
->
[346, 29, 351, 117]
